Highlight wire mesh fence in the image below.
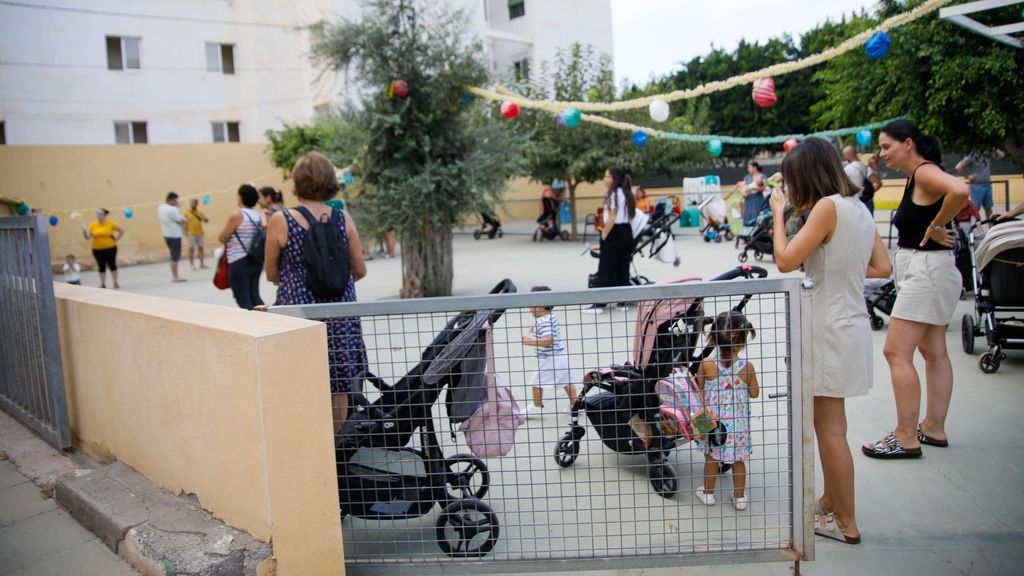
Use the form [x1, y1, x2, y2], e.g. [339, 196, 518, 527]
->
[272, 272, 811, 574]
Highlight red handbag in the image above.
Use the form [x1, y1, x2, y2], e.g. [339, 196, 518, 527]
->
[213, 252, 230, 290]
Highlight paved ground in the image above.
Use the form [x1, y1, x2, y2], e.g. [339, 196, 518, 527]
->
[60, 219, 1024, 575]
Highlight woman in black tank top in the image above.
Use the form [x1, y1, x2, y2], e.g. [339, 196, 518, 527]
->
[862, 120, 969, 462]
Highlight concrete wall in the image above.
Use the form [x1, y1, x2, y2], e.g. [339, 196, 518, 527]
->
[53, 284, 345, 575]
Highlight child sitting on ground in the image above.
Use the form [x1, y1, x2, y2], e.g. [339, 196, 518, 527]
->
[695, 311, 759, 511]
[522, 286, 578, 416]
[63, 254, 81, 285]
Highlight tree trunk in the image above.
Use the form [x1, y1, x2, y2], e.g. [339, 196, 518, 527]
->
[1003, 135, 1024, 176]
[568, 180, 578, 241]
[400, 221, 453, 298]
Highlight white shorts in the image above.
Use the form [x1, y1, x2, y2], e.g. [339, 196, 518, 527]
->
[891, 248, 961, 326]
[529, 352, 574, 390]
[187, 234, 204, 248]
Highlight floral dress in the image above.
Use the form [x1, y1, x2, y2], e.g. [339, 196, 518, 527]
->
[702, 358, 752, 464]
[275, 209, 367, 394]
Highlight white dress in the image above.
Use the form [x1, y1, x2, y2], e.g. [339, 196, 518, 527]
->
[805, 195, 875, 397]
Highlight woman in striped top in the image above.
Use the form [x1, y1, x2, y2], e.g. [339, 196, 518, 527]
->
[218, 184, 267, 310]
[522, 286, 578, 416]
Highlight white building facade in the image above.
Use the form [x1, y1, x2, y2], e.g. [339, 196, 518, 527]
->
[0, 0, 612, 147]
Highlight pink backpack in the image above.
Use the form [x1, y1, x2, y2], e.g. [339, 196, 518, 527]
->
[459, 325, 525, 457]
[654, 368, 716, 442]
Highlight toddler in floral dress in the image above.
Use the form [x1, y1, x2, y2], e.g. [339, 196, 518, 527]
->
[694, 311, 759, 511]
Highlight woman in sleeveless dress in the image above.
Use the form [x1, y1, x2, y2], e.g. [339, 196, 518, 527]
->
[264, 152, 368, 433]
[862, 121, 967, 459]
[770, 138, 892, 545]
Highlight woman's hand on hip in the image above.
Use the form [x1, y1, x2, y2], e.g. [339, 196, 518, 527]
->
[921, 227, 956, 248]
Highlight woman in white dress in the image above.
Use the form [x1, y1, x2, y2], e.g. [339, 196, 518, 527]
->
[770, 138, 892, 545]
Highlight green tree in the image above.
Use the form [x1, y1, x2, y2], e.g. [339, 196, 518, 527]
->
[812, 1, 1024, 170]
[310, 0, 526, 297]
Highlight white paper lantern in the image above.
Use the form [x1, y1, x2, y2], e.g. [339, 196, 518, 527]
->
[649, 100, 670, 123]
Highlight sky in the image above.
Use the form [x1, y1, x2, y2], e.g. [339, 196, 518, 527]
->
[610, 0, 876, 86]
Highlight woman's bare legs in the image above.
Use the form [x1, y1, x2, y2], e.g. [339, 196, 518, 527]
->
[874, 317, 929, 450]
[918, 324, 953, 442]
[816, 396, 859, 538]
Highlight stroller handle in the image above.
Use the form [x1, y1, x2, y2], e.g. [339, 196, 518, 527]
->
[486, 279, 517, 324]
[710, 265, 768, 282]
[973, 216, 1020, 232]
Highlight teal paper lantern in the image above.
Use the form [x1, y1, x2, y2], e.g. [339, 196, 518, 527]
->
[633, 131, 649, 147]
[856, 129, 873, 147]
[124, 208, 134, 219]
[563, 108, 581, 128]
[342, 171, 354, 186]
[707, 139, 723, 157]
[15, 202, 31, 215]
[202, 194, 211, 205]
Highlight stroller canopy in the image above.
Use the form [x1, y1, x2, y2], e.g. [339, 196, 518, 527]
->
[976, 221, 1024, 271]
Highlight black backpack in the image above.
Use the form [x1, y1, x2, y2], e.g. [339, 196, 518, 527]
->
[293, 206, 350, 298]
[860, 165, 876, 202]
[234, 212, 266, 264]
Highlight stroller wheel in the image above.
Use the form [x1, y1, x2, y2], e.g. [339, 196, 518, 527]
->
[560, 230, 570, 241]
[724, 230, 735, 242]
[436, 499, 500, 558]
[979, 351, 1001, 374]
[961, 314, 976, 354]
[497, 229, 503, 238]
[553, 434, 580, 468]
[871, 316, 885, 331]
[754, 250, 764, 261]
[649, 464, 677, 499]
[443, 454, 490, 500]
[532, 229, 541, 242]
[673, 257, 681, 267]
[738, 252, 749, 263]
[473, 230, 482, 240]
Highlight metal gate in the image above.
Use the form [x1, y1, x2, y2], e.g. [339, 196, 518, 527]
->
[273, 274, 812, 574]
[0, 215, 71, 449]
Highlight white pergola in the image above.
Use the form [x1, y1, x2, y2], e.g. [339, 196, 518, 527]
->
[940, 0, 1024, 48]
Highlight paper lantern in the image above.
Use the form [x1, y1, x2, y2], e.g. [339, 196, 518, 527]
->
[123, 208, 134, 219]
[707, 139, 723, 157]
[563, 108, 581, 128]
[649, 100, 670, 123]
[461, 93, 473, 103]
[500, 101, 519, 119]
[70, 211, 82, 221]
[633, 131, 649, 147]
[783, 138, 799, 153]
[389, 79, 409, 98]
[752, 77, 777, 108]
[342, 171, 354, 186]
[49, 215, 58, 226]
[856, 129, 873, 147]
[15, 202, 30, 215]
[865, 31, 890, 60]
[555, 113, 567, 128]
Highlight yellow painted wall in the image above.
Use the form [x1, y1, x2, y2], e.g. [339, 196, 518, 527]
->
[54, 284, 345, 575]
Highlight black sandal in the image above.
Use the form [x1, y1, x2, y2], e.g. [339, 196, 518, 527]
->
[862, 433, 922, 459]
[917, 425, 949, 447]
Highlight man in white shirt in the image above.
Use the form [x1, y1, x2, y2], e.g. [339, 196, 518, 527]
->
[157, 191, 187, 282]
[842, 146, 876, 214]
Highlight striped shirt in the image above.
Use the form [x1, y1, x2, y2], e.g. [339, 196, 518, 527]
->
[534, 314, 565, 358]
[226, 208, 263, 264]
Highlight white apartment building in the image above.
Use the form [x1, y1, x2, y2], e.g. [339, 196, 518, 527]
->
[0, 0, 612, 146]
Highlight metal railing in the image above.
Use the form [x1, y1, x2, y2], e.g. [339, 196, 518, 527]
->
[0, 215, 71, 449]
[272, 276, 813, 574]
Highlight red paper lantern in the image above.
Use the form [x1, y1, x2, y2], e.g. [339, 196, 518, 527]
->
[390, 79, 409, 98]
[783, 138, 799, 152]
[752, 77, 777, 108]
[500, 101, 520, 119]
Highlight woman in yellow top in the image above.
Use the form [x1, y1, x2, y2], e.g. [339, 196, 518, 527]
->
[81, 208, 124, 288]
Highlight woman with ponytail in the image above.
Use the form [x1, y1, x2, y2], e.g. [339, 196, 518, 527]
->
[583, 168, 636, 314]
[862, 120, 968, 460]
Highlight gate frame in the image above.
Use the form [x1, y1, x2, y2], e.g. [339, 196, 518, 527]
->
[0, 215, 72, 449]
[272, 278, 814, 574]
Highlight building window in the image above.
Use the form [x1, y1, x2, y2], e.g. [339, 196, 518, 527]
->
[508, 0, 525, 19]
[513, 58, 529, 82]
[205, 43, 235, 74]
[114, 121, 147, 144]
[106, 36, 141, 70]
[212, 122, 240, 143]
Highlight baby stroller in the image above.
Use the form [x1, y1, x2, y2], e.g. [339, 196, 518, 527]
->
[735, 205, 794, 263]
[960, 218, 1024, 374]
[473, 211, 503, 240]
[534, 193, 569, 241]
[864, 278, 897, 331]
[554, 265, 769, 498]
[337, 280, 516, 557]
[697, 194, 734, 244]
[633, 200, 682, 267]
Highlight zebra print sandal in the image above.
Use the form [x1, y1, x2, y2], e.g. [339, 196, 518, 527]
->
[861, 433, 922, 459]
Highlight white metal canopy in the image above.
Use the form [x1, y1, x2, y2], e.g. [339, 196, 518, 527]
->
[940, 0, 1023, 48]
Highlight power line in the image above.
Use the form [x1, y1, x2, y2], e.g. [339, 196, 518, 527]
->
[0, 1, 305, 30]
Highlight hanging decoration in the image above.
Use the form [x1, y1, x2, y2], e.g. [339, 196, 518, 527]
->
[500, 101, 520, 119]
[752, 77, 777, 108]
[783, 138, 800, 152]
[555, 112, 567, 128]
[562, 107, 582, 128]
[864, 31, 891, 60]
[123, 208, 134, 219]
[707, 139, 723, 157]
[388, 79, 410, 98]
[202, 194, 211, 205]
[633, 131, 649, 147]
[649, 100, 670, 122]
[15, 202, 31, 215]
[856, 129, 873, 147]
[70, 211, 82, 221]
[342, 171, 354, 186]
[49, 215, 59, 226]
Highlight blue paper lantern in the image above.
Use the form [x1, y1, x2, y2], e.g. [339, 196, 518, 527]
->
[865, 31, 890, 60]
[49, 215, 59, 226]
[707, 139, 723, 157]
[202, 194, 211, 205]
[123, 208, 133, 219]
[633, 131, 649, 147]
[563, 108, 581, 129]
[856, 129, 873, 147]
[342, 171, 354, 186]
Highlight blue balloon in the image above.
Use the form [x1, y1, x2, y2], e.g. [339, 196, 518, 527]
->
[865, 31, 890, 60]
[707, 138, 723, 157]
[342, 171, 354, 186]
[123, 208, 133, 219]
[856, 129, 873, 147]
[633, 131, 649, 147]
[49, 215, 59, 226]
[563, 108, 581, 129]
[202, 194, 211, 205]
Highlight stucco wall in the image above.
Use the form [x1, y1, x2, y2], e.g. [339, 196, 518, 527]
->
[54, 284, 345, 575]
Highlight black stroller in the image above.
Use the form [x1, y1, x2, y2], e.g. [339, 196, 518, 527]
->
[586, 203, 682, 287]
[555, 265, 768, 498]
[960, 218, 1024, 374]
[735, 205, 796, 263]
[337, 280, 515, 557]
[534, 196, 570, 241]
[473, 211, 503, 240]
[864, 278, 897, 331]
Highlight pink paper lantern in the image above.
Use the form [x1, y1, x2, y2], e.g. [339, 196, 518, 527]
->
[752, 77, 777, 108]
[783, 138, 799, 153]
[500, 101, 520, 119]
